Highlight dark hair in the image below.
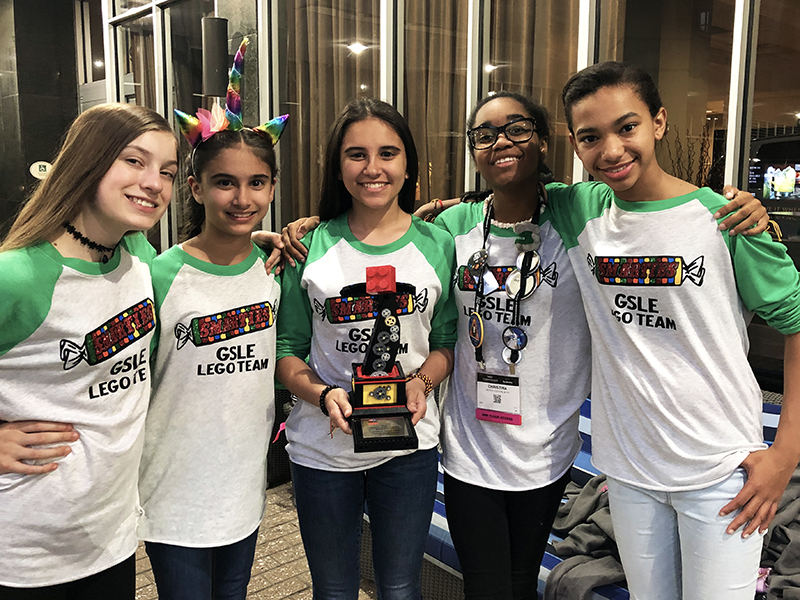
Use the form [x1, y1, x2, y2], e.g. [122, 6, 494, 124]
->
[562, 61, 663, 133]
[465, 91, 552, 175]
[318, 98, 419, 221]
[2, 103, 175, 252]
[181, 129, 278, 240]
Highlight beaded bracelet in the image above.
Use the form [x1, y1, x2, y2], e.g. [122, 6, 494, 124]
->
[407, 372, 434, 397]
[319, 384, 340, 416]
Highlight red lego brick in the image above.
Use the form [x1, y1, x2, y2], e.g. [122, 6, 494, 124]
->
[366, 265, 397, 294]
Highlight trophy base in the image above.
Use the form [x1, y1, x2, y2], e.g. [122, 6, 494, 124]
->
[349, 363, 418, 453]
[352, 412, 419, 453]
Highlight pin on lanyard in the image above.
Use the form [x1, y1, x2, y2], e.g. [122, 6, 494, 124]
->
[467, 201, 495, 370]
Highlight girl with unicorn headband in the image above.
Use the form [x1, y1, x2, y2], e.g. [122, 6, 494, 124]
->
[136, 38, 288, 600]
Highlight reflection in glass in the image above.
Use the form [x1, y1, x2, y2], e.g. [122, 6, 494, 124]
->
[488, 0, 579, 184]
[598, 0, 733, 191]
[404, 1, 468, 205]
[748, 0, 800, 210]
[280, 0, 379, 224]
[114, 0, 150, 17]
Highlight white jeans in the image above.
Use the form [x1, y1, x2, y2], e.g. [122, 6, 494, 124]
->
[607, 469, 763, 600]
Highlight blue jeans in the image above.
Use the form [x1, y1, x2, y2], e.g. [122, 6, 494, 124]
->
[144, 528, 259, 600]
[607, 469, 764, 600]
[291, 448, 439, 600]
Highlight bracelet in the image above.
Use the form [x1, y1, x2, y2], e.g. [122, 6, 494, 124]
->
[407, 372, 434, 397]
[435, 198, 444, 212]
[319, 384, 340, 416]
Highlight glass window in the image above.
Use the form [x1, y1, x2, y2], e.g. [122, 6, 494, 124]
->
[116, 14, 156, 107]
[747, 0, 800, 220]
[598, 0, 734, 191]
[404, 1, 468, 205]
[278, 0, 380, 224]
[487, 0, 579, 184]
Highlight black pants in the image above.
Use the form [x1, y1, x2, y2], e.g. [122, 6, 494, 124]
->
[0, 555, 135, 600]
[443, 471, 570, 600]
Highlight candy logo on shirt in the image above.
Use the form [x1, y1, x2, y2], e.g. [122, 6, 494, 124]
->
[60, 298, 156, 370]
[313, 282, 428, 324]
[175, 301, 275, 350]
[588, 254, 705, 287]
[455, 264, 557, 292]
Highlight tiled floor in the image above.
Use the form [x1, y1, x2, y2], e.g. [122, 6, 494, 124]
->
[134, 482, 377, 599]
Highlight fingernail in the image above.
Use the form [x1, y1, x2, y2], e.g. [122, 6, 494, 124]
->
[714, 212, 721, 218]
[743, 532, 750, 539]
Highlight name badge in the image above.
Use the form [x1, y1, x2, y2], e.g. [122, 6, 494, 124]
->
[476, 372, 521, 425]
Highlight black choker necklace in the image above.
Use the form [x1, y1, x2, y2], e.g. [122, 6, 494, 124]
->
[63, 222, 117, 263]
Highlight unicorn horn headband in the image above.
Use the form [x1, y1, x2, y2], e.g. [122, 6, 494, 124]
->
[174, 37, 288, 148]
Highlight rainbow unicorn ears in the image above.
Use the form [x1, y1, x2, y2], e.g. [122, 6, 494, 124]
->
[174, 37, 288, 148]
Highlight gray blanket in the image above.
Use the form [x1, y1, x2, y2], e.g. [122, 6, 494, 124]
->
[545, 475, 626, 600]
[762, 466, 800, 600]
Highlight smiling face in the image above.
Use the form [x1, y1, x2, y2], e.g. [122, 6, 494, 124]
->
[89, 130, 177, 242]
[189, 143, 275, 239]
[568, 84, 667, 201]
[339, 117, 408, 213]
[471, 97, 547, 191]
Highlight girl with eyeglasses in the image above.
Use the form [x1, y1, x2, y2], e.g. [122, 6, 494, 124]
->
[434, 91, 588, 600]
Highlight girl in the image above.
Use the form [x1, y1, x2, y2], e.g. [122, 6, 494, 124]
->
[434, 92, 590, 600]
[547, 60, 800, 600]
[137, 39, 287, 600]
[276, 98, 458, 599]
[0, 103, 177, 598]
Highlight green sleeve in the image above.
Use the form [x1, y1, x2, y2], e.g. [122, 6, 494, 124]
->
[149, 247, 185, 357]
[726, 231, 800, 334]
[0, 246, 62, 357]
[123, 232, 158, 266]
[276, 231, 315, 361]
[544, 181, 610, 250]
[410, 219, 458, 350]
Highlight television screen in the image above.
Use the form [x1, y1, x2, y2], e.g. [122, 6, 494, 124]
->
[748, 137, 800, 202]
[762, 164, 800, 200]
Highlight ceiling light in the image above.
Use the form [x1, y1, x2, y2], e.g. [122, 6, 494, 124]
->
[484, 64, 498, 73]
[347, 42, 368, 54]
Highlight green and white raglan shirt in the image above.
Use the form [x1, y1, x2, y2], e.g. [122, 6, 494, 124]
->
[276, 214, 458, 471]
[435, 200, 590, 491]
[547, 181, 800, 491]
[138, 243, 279, 547]
[0, 234, 156, 587]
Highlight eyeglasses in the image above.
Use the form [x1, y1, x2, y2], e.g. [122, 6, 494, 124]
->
[467, 118, 537, 150]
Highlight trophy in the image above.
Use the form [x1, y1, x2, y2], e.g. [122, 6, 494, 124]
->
[349, 265, 419, 453]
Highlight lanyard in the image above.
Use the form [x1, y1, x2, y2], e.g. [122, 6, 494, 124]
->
[470, 191, 542, 368]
